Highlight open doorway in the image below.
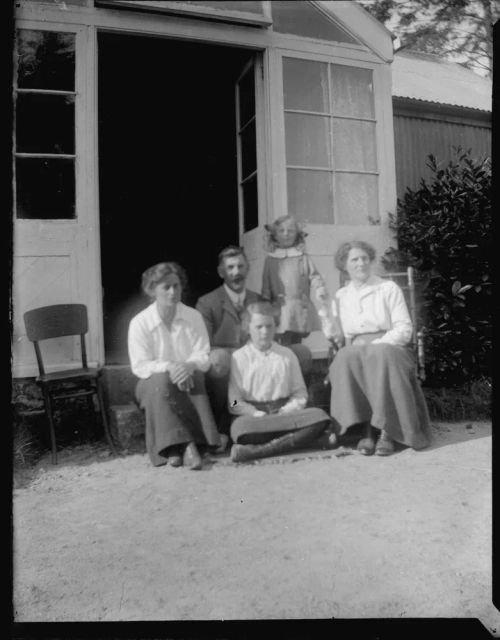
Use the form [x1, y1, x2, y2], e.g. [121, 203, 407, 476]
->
[98, 33, 256, 364]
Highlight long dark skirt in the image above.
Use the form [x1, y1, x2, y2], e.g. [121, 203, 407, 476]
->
[136, 371, 221, 467]
[329, 343, 431, 449]
[231, 398, 331, 445]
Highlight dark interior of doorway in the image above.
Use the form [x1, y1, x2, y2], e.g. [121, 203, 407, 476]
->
[98, 33, 254, 364]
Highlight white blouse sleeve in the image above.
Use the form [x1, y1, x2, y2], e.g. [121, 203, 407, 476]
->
[278, 350, 307, 414]
[127, 316, 170, 379]
[372, 281, 413, 346]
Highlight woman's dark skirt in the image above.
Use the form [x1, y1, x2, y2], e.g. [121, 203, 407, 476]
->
[230, 398, 331, 445]
[136, 371, 220, 466]
[329, 343, 431, 449]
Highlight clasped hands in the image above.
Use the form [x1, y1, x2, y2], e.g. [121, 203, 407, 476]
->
[169, 361, 196, 390]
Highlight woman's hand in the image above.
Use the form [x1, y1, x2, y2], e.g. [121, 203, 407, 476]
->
[169, 362, 196, 386]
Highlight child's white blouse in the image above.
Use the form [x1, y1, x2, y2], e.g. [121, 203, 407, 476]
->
[228, 342, 307, 416]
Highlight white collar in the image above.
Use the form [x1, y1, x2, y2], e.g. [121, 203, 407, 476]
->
[345, 275, 383, 296]
[267, 247, 304, 258]
[248, 341, 277, 356]
[146, 301, 186, 330]
[224, 284, 246, 305]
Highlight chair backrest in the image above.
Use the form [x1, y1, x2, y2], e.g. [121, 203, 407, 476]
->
[23, 304, 89, 375]
[380, 267, 418, 349]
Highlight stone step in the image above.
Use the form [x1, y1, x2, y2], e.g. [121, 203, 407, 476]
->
[109, 403, 145, 453]
[101, 365, 138, 406]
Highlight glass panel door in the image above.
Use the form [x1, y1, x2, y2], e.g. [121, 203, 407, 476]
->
[235, 56, 261, 235]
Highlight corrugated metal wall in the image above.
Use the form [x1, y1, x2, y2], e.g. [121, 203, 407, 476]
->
[393, 115, 491, 201]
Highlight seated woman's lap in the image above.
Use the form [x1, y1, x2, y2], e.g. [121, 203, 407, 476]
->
[136, 371, 214, 464]
[329, 343, 430, 448]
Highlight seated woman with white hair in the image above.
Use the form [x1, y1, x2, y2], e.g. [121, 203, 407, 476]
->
[228, 301, 334, 463]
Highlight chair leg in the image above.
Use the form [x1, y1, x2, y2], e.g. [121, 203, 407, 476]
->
[86, 393, 96, 437]
[96, 379, 119, 456]
[41, 387, 58, 465]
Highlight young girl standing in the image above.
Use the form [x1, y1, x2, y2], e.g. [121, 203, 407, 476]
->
[262, 215, 330, 346]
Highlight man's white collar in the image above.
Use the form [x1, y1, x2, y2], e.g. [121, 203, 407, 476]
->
[224, 284, 246, 304]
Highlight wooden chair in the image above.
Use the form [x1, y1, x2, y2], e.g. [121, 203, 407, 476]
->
[324, 266, 426, 383]
[23, 304, 118, 464]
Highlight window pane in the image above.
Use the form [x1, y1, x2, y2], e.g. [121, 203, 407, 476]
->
[242, 174, 258, 232]
[287, 169, 333, 223]
[285, 113, 331, 168]
[332, 119, 377, 171]
[335, 173, 378, 225]
[283, 58, 328, 112]
[16, 30, 75, 91]
[240, 120, 256, 177]
[238, 69, 255, 126]
[272, 1, 357, 43]
[16, 93, 75, 154]
[16, 158, 75, 219]
[330, 65, 374, 118]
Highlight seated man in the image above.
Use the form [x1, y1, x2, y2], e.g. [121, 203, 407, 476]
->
[196, 246, 261, 442]
[196, 245, 313, 447]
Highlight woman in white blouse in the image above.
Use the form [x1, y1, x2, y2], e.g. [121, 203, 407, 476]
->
[228, 301, 334, 463]
[128, 262, 222, 469]
[323, 241, 431, 456]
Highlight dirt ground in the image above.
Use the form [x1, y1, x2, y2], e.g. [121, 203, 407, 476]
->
[12, 421, 498, 633]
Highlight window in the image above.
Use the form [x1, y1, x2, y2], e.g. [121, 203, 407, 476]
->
[236, 64, 259, 232]
[283, 57, 379, 225]
[272, 1, 357, 44]
[14, 29, 76, 219]
[95, 1, 271, 25]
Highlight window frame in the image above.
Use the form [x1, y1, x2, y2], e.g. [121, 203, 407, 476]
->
[279, 49, 383, 226]
[273, 47, 395, 228]
[13, 22, 87, 223]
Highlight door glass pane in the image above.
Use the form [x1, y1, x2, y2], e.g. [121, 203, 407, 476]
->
[16, 93, 75, 154]
[16, 158, 75, 219]
[238, 69, 255, 125]
[285, 113, 331, 168]
[335, 173, 378, 225]
[287, 169, 333, 223]
[240, 120, 256, 178]
[332, 119, 377, 171]
[330, 65, 374, 118]
[16, 30, 75, 91]
[283, 58, 328, 112]
[242, 174, 258, 232]
[272, 1, 357, 44]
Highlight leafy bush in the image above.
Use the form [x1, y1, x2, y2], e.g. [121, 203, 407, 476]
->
[383, 149, 491, 387]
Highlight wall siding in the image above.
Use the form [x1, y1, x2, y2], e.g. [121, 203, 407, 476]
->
[393, 114, 491, 201]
